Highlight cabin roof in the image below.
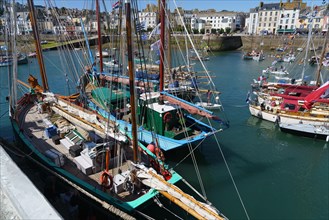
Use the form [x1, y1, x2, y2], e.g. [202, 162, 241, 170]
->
[147, 102, 177, 114]
[139, 92, 160, 101]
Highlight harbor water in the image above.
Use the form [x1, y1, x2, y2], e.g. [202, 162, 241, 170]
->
[0, 49, 328, 220]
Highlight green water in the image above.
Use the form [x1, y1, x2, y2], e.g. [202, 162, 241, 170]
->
[0, 50, 328, 220]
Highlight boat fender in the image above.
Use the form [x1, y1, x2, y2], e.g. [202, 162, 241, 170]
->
[161, 169, 172, 181]
[163, 112, 172, 123]
[100, 171, 113, 189]
[147, 143, 156, 154]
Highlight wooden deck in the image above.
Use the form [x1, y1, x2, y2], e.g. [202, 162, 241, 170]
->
[20, 102, 145, 201]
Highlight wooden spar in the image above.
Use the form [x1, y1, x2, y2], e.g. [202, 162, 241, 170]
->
[96, 0, 103, 72]
[147, 170, 225, 220]
[160, 191, 208, 220]
[198, 89, 221, 94]
[159, 0, 165, 91]
[17, 79, 32, 89]
[27, 0, 49, 91]
[125, 0, 138, 163]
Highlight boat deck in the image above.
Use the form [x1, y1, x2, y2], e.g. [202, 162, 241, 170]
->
[19, 103, 143, 201]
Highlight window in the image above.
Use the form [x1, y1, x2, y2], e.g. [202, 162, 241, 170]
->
[264, 17, 267, 22]
[291, 25, 294, 29]
[270, 12, 272, 16]
[274, 17, 277, 21]
[292, 13, 295, 18]
[286, 19, 289, 24]
[259, 18, 262, 22]
[264, 23, 266, 27]
[269, 23, 271, 27]
[269, 17, 272, 21]
[259, 23, 261, 27]
[275, 11, 278, 16]
[291, 19, 294, 24]
[260, 12, 262, 16]
[265, 12, 267, 16]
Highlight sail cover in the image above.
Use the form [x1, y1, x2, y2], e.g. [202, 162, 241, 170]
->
[303, 81, 329, 109]
[160, 92, 222, 122]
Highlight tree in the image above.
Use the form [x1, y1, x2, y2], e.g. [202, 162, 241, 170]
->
[200, 28, 205, 34]
[225, 27, 231, 34]
[193, 29, 198, 34]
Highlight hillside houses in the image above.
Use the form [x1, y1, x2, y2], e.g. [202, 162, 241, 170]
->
[0, 0, 327, 37]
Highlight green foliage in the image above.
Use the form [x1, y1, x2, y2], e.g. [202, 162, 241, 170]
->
[225, 27, 231, 34]
[200, 28, 205, 34]
[193, 29, 198, 34]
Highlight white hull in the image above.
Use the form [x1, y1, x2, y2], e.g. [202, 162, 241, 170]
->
[278, 114, 328, 126]
[248, 105, 278, 122]
[195, 102, 221, 110]
[249, 104, 328, 126]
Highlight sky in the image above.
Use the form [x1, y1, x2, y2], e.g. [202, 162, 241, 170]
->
[31, 0, 326, 12]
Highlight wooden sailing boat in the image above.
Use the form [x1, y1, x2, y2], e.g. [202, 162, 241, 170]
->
[8, 0, 228, 218]
[85, 0, 228, 151]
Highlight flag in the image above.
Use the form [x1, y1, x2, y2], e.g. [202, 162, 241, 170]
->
[141, 34, 148, 41]
[112, 1, 121, 10]
[150, 40, 160, 51]
[136, 20, 146, 32]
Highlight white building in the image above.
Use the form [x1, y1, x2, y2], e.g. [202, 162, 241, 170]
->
[191, 17, 206, 32]
[276, 8, 300, 34]
[138, 11, 157, 30]
[197, 12, 237, 33]
[247, 9, 259, 34]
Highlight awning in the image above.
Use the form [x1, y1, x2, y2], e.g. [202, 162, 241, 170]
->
[277, 29, 295, 33]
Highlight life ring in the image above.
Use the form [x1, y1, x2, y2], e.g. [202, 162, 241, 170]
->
[163, 112, 172, 123]
[99, 171, 113, 189]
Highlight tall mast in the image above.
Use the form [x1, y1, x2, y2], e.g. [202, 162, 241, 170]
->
[10, 0, 17, 109]
[27, 0, 49, 91]
[315, 30, 329, 86]
[96, 0, 103, 72]
[125, 0, 138, 162]
[159, 0, 165, 91]
[167, 5, 171, 73]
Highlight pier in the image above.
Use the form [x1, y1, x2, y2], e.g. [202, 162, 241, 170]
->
[0, 144, 63, 220]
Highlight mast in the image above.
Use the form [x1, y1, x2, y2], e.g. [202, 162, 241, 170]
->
[96, 0, 103, 72]
[9, 0, 17, 110]
[167, 4, 171, 73]
[125, 0, 138, 162]
[315, 30, 329, 86]
[27, 0, 49, 91]
[159, 0, 165, 91]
